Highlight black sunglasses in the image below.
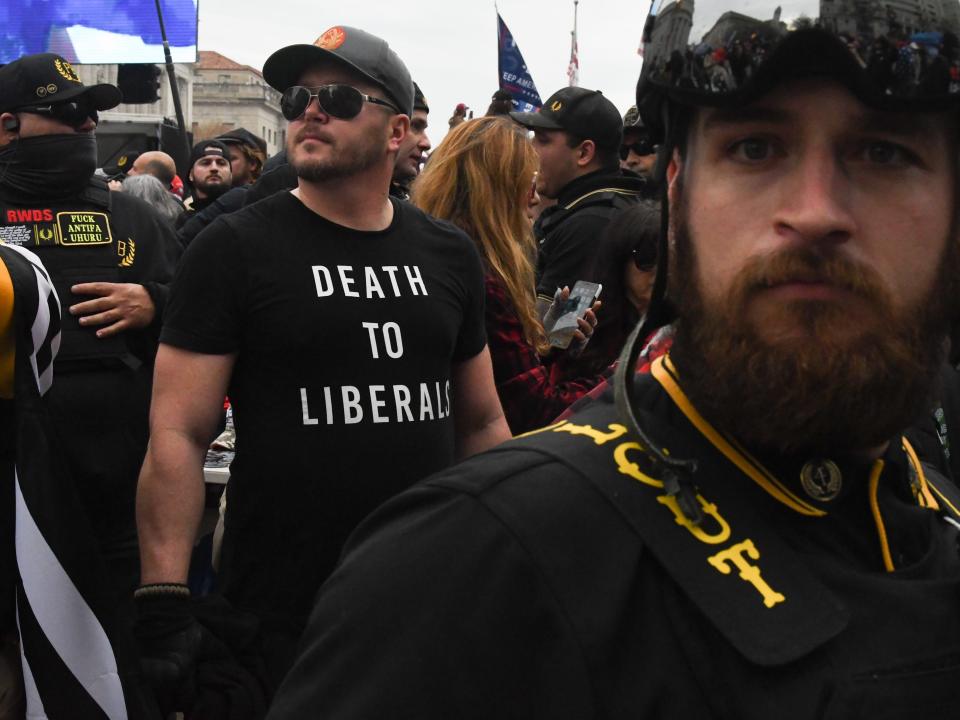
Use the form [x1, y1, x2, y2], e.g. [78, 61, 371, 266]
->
[15, 99, 99, 129]
[281, 84, 399, 121]
[631, 248, 657, 272]
[620, 141, 657, 161]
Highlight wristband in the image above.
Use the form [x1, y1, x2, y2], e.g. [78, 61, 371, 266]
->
[134, 583, 191, 600]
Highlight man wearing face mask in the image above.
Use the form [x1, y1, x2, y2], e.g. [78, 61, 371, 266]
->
[0, 53, 178, 597]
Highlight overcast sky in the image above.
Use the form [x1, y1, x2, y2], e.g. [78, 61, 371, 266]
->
[196, 0, 648, 139]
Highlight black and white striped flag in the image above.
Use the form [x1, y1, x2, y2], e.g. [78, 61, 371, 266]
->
[2, 244, 151, 719]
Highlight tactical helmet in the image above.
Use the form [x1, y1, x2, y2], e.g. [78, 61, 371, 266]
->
[639, 0, 960, 125]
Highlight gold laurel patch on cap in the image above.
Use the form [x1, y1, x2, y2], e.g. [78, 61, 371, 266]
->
[551, 101, 562, 111]
[800, 459, 842, 502]
[316, 27, 346, 50]
[54, 58, 81, 83]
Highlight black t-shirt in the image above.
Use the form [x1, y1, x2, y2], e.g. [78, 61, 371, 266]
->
[162, 191, 486, 628]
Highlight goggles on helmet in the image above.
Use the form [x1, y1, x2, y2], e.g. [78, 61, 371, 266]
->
[281, 84, 400, 122]
[640, 0, 960, 110]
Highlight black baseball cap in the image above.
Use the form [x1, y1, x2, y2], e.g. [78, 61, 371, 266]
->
[190, 139, 232, 167]
[413, 82, 429, 114]
[262, 26, 414, 117]
[217, 127, 268, 156]
[0, 53, 121, 113]
[511, 87, 622, 150]
[103, 151, 140, 177]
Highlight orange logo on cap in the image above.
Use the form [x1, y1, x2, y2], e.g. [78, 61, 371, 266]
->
[315, 27, 346, 50]
[54, 58, 80, 83]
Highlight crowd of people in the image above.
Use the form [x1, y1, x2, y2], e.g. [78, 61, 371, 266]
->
[3, 6, 960, 718]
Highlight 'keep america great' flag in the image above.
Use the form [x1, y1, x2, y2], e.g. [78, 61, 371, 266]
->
[1, 244, 151, 719]
[497, 13, 543, 113]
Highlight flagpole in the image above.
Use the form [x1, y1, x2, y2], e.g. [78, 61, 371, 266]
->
[568, 0, 580, 86]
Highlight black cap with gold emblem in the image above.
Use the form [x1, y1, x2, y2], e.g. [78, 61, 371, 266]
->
[509, 86, 623, 150]
[0, 53, 122, 113]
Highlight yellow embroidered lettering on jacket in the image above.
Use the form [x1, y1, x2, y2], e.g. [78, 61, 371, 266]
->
[656, 493, 731, 545]
[554, 422, 628, 446]
[708, 540, 786, 608]
[614, 442, 662, 488]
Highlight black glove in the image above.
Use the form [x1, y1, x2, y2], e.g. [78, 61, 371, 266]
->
[134, 584, 203, 717]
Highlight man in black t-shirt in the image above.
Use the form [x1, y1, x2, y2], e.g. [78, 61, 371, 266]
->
[135, 24, 510, 704]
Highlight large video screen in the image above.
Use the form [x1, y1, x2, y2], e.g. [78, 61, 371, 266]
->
[0, 0, 198, 64]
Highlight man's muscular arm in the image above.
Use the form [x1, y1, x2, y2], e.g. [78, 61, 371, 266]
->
[137, 344, 235, 583]
[451, 345, 512, 458]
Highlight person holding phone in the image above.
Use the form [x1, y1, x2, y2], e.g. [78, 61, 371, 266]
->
[413, 116, 604, 434]
[511, 88, 654, 374]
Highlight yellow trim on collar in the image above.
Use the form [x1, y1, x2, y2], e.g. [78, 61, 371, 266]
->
[562, 187, 642, 210]
[651, 355, 826, 517]
[868, 459, 895, 572]
[901, 437, 939, 511]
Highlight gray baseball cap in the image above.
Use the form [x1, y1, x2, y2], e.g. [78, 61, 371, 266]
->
[263, 26, 414, 117]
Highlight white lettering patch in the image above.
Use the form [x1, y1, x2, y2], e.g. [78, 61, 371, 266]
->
[0, 225, 31, 246]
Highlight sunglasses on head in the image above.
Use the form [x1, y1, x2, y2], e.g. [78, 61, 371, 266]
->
[281, 84, 399, 121]
[15, 99, 99, 129]
[631, 247, 657, 272]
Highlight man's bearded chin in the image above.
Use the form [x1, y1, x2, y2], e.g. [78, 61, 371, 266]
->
[199, 179, 230, 200]
[667, 197, 958, 457]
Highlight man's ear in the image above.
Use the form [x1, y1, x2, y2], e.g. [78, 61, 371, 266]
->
[576, 139, 597, 168]
[387, 114, 411, 154]
[0, 113, 19, 146]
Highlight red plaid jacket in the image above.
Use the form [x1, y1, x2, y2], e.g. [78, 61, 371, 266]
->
[555, 324, 675, 422]
[485, 274, 604, 434]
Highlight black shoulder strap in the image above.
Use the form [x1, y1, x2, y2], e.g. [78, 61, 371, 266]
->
[79, 176, 112, 211]
[508, 404, 849, 667]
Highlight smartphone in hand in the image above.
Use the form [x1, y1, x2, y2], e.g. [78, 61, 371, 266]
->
[546, 280, 602, 349]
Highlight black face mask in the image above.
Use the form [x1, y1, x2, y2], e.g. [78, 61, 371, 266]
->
[0, 134, 98, 203]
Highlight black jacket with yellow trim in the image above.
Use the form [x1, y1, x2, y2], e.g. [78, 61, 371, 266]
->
[269, 356, 960, 719]
[533, 168, 651, 299]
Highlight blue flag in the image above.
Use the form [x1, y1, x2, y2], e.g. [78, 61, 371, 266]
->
[497, 13, 542, 113]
